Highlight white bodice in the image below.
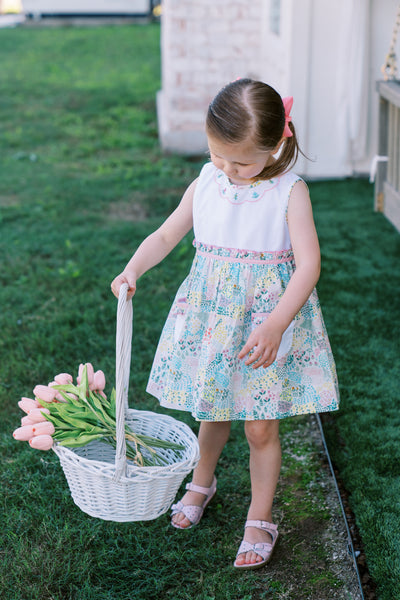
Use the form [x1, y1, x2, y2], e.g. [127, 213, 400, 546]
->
[193, 162, 302, 252]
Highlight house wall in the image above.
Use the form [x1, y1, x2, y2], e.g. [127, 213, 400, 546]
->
[157, 0, 267, 154]
[158, 0, 400, 178]
[289, 0, 369, 178]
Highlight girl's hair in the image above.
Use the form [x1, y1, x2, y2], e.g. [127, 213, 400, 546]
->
[206, 78, 301, 180]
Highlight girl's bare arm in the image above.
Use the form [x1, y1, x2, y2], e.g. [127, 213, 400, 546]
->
[111, 178, 197, 298]
[239, 180, 321, 368]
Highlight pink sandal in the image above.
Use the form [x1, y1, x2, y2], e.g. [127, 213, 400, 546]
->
[170, 477, 217, 529]
[233, 520, 279, 569]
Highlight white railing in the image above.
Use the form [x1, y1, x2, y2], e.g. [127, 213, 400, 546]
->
[22, 0, 151, 16]
[375, 80, 400, 231]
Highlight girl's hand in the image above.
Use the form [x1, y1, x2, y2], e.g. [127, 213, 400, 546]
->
[238, 320, 283, 369]
[110, 271, 137, 300]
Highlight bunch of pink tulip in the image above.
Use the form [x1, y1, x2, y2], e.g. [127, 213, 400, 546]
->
[13, 363, 106, 451]
[13, 363, 183, 466]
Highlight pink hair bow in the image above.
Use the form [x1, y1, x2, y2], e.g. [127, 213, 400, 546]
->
[282, 96, 293, 138]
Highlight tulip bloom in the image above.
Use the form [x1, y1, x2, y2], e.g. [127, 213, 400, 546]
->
[29, 435, 53, 450]
[77, 362, 94, 387]
[13, 425, 35, 441]
[21, 415, 36, 426]
[28, 407, 50, 423]
[18, 397, 40, 413]
[32, 421, 55, 436]
[54, 373, 73, 385]
[47, 384, 64, 402]
[92, 370, 106, 392]
[33, 385, 57, 403]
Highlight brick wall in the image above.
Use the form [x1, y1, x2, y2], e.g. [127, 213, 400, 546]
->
[157, 0, 266, 153]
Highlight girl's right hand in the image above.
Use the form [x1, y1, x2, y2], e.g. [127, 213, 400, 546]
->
[110, 271, 137, 300]
[238, 319, 283, 369]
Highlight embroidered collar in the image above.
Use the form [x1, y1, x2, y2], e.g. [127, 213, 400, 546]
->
[215, 169, 279, 205]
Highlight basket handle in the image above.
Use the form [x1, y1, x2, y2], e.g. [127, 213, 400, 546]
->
[113, 282, 132, 482]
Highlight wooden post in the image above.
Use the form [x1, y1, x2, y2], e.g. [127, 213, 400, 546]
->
[375, 81, 400, 231]
[375, 82, 389, 212]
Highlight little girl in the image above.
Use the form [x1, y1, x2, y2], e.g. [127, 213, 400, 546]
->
[111, 79, 339, 570]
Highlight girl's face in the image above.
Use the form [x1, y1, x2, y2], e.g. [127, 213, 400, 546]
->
[207, 135, 272, 185]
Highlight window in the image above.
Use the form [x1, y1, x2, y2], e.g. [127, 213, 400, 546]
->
[270, 0, 281, 35]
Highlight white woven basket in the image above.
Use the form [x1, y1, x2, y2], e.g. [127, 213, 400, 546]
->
[52, 283, 200, 522]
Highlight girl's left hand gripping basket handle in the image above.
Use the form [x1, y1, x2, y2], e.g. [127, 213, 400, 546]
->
[113, 283, 133, 482]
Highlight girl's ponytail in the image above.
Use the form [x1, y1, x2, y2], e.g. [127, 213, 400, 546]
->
[257, 121, 301, 180]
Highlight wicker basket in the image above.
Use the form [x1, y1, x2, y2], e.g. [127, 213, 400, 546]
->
[52, 284, 200, 522]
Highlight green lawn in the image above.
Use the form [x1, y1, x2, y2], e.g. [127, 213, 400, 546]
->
[313, 178, 400, 599]
[0, 23, 399, 600]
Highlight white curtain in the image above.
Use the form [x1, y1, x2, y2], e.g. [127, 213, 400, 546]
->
[336, 0, 370, 165]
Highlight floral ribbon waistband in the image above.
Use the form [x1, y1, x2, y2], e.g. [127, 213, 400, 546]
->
[193, 240, 294, 265]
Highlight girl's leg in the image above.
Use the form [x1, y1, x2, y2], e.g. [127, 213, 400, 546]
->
[172, 420, 231, 528]
[235, 419, 281, 566]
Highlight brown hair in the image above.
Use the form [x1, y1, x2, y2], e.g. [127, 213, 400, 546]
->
[206, 78, 301, 180]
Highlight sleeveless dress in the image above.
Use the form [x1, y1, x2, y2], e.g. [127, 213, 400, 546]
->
[146, 162, 340, 421]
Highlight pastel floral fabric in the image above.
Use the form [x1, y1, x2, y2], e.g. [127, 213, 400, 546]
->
[147, 242, 340, 421]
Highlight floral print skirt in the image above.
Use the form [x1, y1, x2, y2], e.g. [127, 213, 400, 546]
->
[146, 241, 340, 421]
